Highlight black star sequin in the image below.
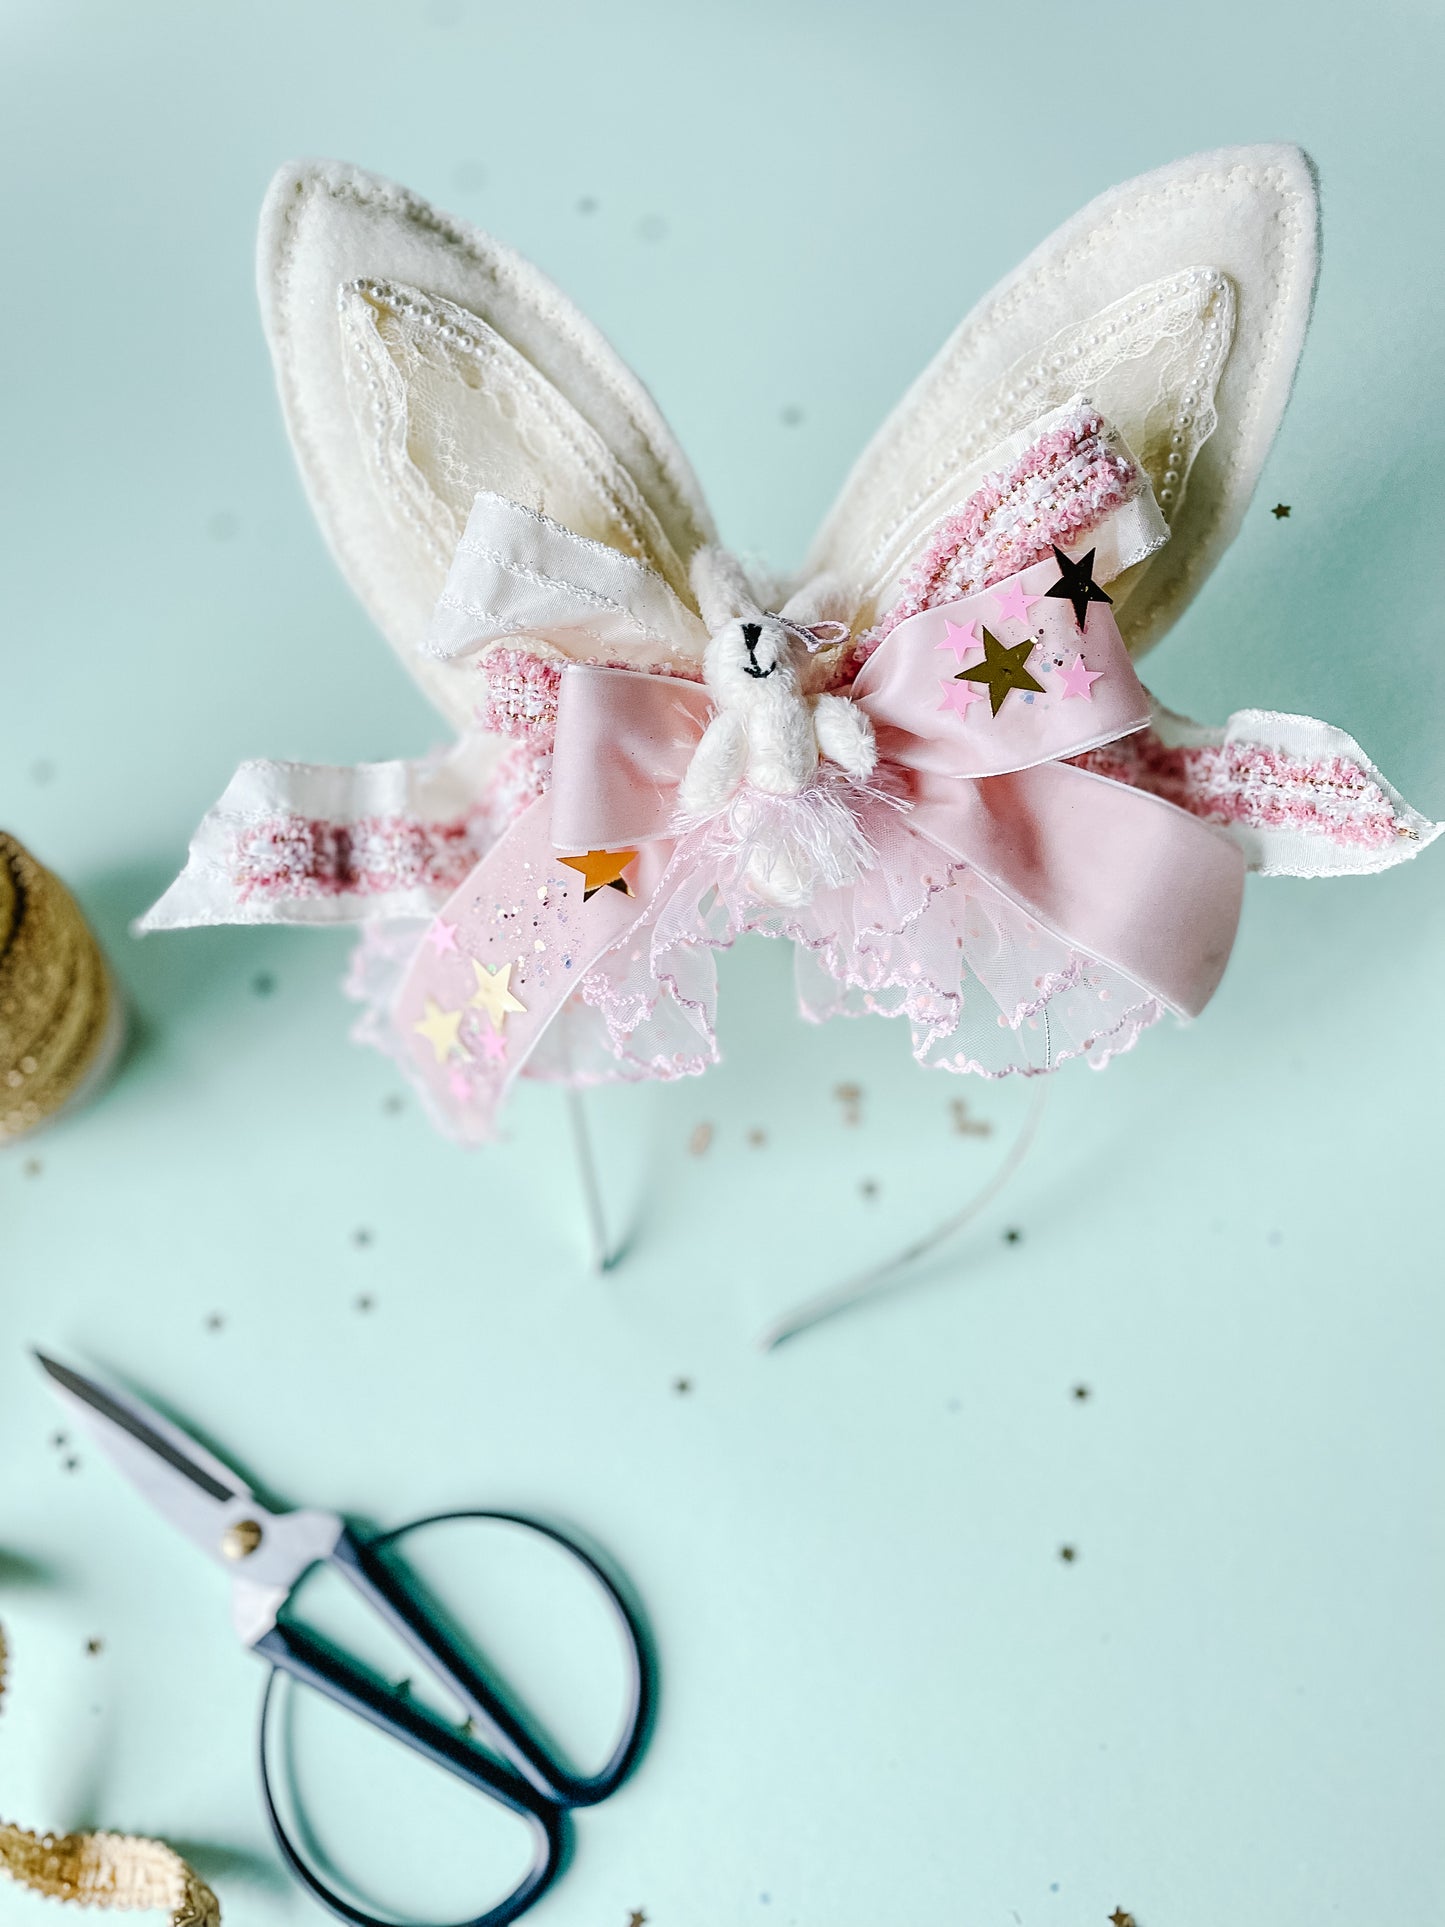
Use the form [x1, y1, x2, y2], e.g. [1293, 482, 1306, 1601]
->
[957, 628, 1044, 715]
[1044, 544, 1112, 631]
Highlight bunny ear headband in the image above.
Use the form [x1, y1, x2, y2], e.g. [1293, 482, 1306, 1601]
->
[145, 145, 1437, 1176]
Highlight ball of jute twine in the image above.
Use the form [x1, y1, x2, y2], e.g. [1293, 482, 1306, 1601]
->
[0, 833, 125, 1146]
[0, 1619, 219, 1923]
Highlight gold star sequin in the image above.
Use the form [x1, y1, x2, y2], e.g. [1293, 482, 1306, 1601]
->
[1271, 502, 1291, 519]
[557, 847, 637, 901]
[468, 958, 526, 1033]
[1108, 1910, 1136, 1927]
[413, 997, 464, 1063]
[958, 628, 1045, 715]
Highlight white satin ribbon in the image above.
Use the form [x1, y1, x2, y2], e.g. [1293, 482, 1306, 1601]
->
[420, 491, 709, 668]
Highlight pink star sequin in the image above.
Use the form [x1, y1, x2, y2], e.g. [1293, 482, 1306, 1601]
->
[1056, 653, 1104, 700]
[993, 580, 1042, 624]
[934, 618, 980, 663]
[937, 677, 987, 718]
[426, 918, 459, 957]
[479, 1028, 508, 1067]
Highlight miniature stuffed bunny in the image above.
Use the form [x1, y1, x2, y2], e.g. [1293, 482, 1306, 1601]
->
[678, 550, 877, 906]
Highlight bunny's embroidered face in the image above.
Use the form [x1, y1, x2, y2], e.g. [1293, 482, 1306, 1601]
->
[702, 615, 804, 705]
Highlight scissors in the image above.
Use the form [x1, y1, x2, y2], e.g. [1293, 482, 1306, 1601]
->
[35, 1351, 653, 1927]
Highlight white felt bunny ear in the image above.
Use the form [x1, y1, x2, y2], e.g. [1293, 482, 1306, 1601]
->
[258, 160, 717, 729]
[803, 144, 1319, 655]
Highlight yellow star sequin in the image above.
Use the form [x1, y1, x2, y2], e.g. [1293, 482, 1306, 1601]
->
[557, 848, 638, 901]
[468, 958, 526, 1034]
[413, 997, 464, 1063]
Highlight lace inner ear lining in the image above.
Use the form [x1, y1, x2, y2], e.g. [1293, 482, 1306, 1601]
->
[339, 277, 695, 606]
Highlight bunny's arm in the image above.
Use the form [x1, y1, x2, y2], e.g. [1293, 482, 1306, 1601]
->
[813, 693, 877, 779]
[680, 708, 748, 816]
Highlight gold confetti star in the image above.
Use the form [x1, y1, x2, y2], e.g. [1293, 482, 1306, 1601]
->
[557, 847, 638, 900]
[468, 959, 526, 1033]
[1271, 502, 1291, 519]
[958, 627, 1045, 715]
[413, 996, 464, 1063]
[627, 1913, 648, 1927]
[1108, 1910, 1136, 1927]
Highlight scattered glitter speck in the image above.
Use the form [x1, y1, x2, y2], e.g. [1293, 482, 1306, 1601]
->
[833, 1082, 863, 1126]
[356, 1294, 375, 1313]
[672, 1377, 692, 1395]
[23, 1158, 42, 1178]
[1059, 1545, 1077, 1563]
[61, 1456, 79, 1474]
[1072, 1384, 1090, 1401]
[859, 1178, 880, 1200]
[688, 1122, 713, 1157]
[780, 405, 804, 427]
[746, 1128, 767, 1148]
[950, 1099, 992, 1137]
[204, 1313, 224, 1333]
[1003, 1227, 1022, 1245]
[352, 1229, 373, 1249]
[49, 1431, 67, 1449]
[577, 195, 599, 215]
[382, 1094, 404, 1116]
[251, 972, 276, 997]
[85, 1637, 104, 1657]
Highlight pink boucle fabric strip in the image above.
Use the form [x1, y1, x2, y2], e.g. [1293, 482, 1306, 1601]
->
[859, 404, 1142, 662]
[1072, 732, 1404, 851]
[234, 813, 481, 901]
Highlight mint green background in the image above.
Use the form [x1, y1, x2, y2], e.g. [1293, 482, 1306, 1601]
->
[3, 3, 1443, 1923]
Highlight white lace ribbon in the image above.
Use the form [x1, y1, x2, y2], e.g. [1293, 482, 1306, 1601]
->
[138, 737, 499, 930]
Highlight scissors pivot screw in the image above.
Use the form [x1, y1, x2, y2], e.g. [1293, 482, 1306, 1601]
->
[221, 1518, 265, 1561]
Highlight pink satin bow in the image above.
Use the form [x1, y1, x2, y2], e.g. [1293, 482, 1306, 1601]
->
[394, 551, 1244, 1140]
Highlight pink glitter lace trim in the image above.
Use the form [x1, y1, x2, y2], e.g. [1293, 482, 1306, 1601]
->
[1073, 732, 1404, 851]
[856, 403, 1141, 666]
[234, 813, 481, 901]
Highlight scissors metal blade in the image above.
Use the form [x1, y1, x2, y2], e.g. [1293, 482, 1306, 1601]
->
[34, 1350, 342, 1643]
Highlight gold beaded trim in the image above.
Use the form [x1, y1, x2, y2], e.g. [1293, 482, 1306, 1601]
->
[0, 834, 118, 1144]
[0, 1619, 219, 1922]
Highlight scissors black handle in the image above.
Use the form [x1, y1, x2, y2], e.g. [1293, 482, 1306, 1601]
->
[254, 1509, 653, 1927]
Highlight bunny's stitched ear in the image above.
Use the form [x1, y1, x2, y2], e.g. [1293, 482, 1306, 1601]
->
[690, 547, 764, 631]
[804, 145, 1318, 656]
[258, 161, 717, 729]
